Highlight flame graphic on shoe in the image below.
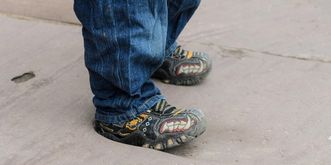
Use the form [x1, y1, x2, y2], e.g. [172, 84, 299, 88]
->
[159, 116, 195, 134]
[176, 60, 205, 75]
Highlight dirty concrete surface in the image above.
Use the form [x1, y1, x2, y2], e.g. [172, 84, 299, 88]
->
[0, 0, 331, 165]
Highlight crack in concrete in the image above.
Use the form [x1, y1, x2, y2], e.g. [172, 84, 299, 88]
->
[198, 42, 331, 64]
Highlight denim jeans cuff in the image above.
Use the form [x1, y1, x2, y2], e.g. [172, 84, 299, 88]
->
[95, 95, 165, 125]
[165, 42, 178, 57]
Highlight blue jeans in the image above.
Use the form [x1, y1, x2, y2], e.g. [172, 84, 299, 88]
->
[74, 0, 200, 124]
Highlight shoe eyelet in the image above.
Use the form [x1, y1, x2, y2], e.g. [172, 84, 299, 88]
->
[146, 122, 150, 126]
[148, 117, 152, 121]
[143, 128, 147, 132]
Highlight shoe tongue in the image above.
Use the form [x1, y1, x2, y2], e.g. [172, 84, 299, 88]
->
[152, 99, 176, 114]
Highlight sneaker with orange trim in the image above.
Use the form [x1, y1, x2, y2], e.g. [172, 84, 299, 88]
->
[152, 46, 212, 85]
[94, 99, 207, 150]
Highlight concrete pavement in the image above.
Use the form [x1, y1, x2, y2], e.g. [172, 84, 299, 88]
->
[0, 0, 331, 164]
[0, 0, 78, 24]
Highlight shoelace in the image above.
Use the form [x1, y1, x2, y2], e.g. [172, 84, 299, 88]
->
[126, 113, 149, 130]
[152, 100, 177, 114]
[125, 100, 171, 131]
[172, 46, 193, 59]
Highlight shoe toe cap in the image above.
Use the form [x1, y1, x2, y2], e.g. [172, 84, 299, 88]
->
[186, 108, 207, 137]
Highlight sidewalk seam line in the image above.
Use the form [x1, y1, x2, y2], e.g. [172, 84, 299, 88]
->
[0, 12, 80, 26]
[196, 42, 331, 64]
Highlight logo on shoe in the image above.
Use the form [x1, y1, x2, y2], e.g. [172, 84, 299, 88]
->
[176, 60, 205, 76]
[159, 116, 195, 134]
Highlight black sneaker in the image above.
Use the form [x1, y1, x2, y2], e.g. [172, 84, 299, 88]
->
[152, 46, 212, 86]
[94, 99, 207, 150]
